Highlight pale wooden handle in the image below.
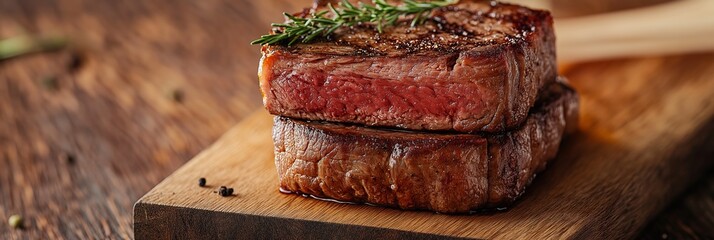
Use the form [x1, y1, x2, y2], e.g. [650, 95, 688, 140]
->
[555, 0, 714, 63]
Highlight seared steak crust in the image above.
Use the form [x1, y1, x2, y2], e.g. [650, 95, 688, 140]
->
[273, 80, 578, 213]
[260, 0, 556, 133]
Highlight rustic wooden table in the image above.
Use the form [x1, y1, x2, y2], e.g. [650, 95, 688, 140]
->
[1, 0, 712, 239]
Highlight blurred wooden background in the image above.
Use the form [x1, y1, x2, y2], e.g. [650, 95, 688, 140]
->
[0, 0, 712, 239]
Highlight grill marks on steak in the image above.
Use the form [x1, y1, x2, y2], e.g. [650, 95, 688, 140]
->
[260, 0, 556, 133]
[273, 81, 578, 213]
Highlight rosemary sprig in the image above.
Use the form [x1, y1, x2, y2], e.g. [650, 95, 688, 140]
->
[251, 0, 457, 46]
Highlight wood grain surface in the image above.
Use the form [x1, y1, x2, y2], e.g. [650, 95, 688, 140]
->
[1, 0, 712, 239]
[135, 53, 714, 239]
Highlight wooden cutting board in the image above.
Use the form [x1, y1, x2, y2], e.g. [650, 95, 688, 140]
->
[133, 54, 714, 239]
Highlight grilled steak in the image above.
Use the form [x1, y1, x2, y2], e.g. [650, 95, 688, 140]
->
[260, 0, 556, 133]
[273, 79, 578, 213]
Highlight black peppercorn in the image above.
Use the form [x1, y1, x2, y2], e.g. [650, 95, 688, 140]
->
[198, 178, 206, 187]
[171, 89, 184, 103]
[68, 52, 85, 73]
[219, 186, 229, 197]
[65, 153, 76, 165]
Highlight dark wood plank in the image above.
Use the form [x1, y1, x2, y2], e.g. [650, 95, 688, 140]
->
[0, 0, 309, 238]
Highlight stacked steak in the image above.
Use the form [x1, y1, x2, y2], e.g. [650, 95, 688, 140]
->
[259, 0, 579, 213]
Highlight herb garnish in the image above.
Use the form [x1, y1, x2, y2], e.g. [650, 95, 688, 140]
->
[251, 0, 458, 46]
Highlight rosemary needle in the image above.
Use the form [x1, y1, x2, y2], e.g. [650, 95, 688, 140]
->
[0, 35, 68, 61]
[251, 0, 457, 46]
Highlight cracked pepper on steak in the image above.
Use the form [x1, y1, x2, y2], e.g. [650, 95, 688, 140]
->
[259, 0, 556, 133]
[273, 81, 578, 213]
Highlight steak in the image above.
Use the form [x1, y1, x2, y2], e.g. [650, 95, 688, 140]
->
[273, 79, 578, 213]
[260, 0, 556, 133]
